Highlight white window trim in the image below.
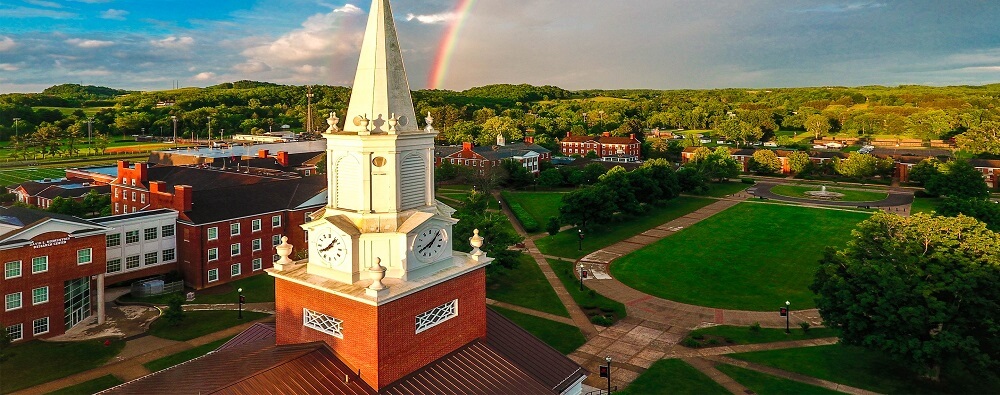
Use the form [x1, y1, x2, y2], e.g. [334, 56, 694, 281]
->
[207, 268, 219, 283]
[415, 299, 459, 334]
[252, 219, 262, 232]
[231, 263, 241, 277]
[252, 239, 262, 252]
[32, 286, 48, 305]
[252, 258, 263, 271]
[33, 317, 49, 336]
[77, 248, 92, 265]
[31, 256, 48, 274]
[5, 292, 22, 311]
[208, 248, 219, 262]
[4, 260, 21, 279]
[303, 308, 343, 338]
[272, 215, 281, 227]
[207, 227, 218, 241]
[231, 243, 241, 257]
[230, 223, 241, 236]
[6, 323, 22, 342]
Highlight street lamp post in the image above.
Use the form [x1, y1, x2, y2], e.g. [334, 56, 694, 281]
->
[238, 287, 245, 319]
[578, 229, 584, 251]
[605, 356, 613, 394]
[578, 263, 585, 291]
[306, 86, 314, 134]
[785, 301, 791, 334]
[207, 116, 212, 142]
[12, 118, 20, 139]
[86, 117, 93, 153]
[171, 116, 178, 147]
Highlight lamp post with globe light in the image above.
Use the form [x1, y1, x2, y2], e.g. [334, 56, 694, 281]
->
[238, 288, 245, 319]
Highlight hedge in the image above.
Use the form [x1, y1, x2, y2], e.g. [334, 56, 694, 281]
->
[508, 202, 540, 232]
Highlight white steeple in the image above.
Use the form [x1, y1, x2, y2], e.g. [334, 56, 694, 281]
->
[343, 0, 419, 135]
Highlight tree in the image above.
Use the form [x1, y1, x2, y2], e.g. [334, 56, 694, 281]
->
[787, 151, 812, 174]
[537, 168, 564, 188]
[500, 159, 533, 189]
[559, 185, 617, 230]
[598, 166, 641, 215]
[834, 153, 893, 179]
[162, 294, 186, 326]
[926, 160, 989, 199]
[476, 116, 522, 146]
[453, 190, 523, 279]
[812, 213, 1000, 380]
[805, 114, 831, 140]
[546, 216, 560, 236]
[582, 163, 606, 184]
[749, 149, 782, 175]
[936, 197, 1000, 231]
[93, 132, 110, 154]
[909, 159, 942, 186]
[955, 121, 1000, 155]
[687, 146, 740, 182]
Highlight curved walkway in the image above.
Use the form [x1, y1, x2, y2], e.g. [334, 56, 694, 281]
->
[751, 181, 913, 208]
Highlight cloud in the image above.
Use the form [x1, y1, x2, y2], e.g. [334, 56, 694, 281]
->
[70, 0, 113, 3]
[0, 63, 19, 71]
[333, 4, 362, 14]
[0, 6, 77, 19]
[405, 12, 457, 25]
[241, 10, 362, 64]
[70, 68, 112, 76]
[25, 0, 63, 8]
[150, 36, 195, 49]
[0, 36, 14, 52]
[796, 2, 886, 13]
[194, 72, 216, 81]
[233, 60, 272, 74]
[66, 38, 115, 48]
[100, 9, 128, 20]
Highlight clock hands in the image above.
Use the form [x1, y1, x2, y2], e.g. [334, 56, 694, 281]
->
[418, 231, 441, 254]
[320, 238, 339, 252]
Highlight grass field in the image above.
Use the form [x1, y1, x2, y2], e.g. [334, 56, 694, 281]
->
[46, 375, 124, 395]
[703, 181, 752, 198]
[549, 259, 627, 325]
[487, 254, 569, 317]
[730, 345, 1000, 394]
[535, 196, 715, 259]
[32, 106, 111, 116]
[770, 185, 889, 202]
[612, 203, 870, 310]
[148, 310, 270, 341]
[621, 359, 728, 394]
[0, 338, 125, 393]
[144, 336, 235, 372]
[715, 364, 842, 395]
[501, 191, 566, 231]
[0, 167, 66, 186]
[684, 325, 839, 347]
[488, 306, 586, 354]
[910, 196, 941, 214]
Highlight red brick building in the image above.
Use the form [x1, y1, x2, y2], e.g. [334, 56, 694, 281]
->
[1, 207, 110, 342]
[111, 161, 326, 289]
[434, 136, 552, 175]
[8, 179, 110, 210]
[560, 132, 642, 161]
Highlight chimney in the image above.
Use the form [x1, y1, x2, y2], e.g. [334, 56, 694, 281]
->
[277, 151, 289, 167]
[525, 136, 534, 145]
[117, 160, 130, 182]
[496, 133, 506, 146]
[566, 131, 571, 138]
[174, 185, 193, 212]
[602, 132, 611, 137]
[258, 149, 269, 158]
[149, 181, 166, 194]
[462, 142, 473, 152]
[135, 162, 148, 183]
[630, 133, 635, 140]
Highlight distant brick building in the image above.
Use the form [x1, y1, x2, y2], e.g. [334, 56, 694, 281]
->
[560, 132, 641, 162]
[8, 179, 110, 209]
[434, 136, 552, 175]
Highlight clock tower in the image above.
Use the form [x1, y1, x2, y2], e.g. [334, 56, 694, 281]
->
[268, 0, 492, 390]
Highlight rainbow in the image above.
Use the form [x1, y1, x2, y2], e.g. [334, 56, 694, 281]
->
[428, 0, 476, 90]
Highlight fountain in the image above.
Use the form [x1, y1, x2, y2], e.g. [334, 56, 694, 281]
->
[804, 185, 845, 200]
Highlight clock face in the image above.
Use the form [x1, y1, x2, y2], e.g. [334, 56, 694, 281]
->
[313, 231, 347, 267]
[413, 227, 447, 263]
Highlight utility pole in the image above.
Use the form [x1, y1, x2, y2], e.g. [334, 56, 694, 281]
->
[207, 116, 212, 142]
[12, 117, 20, 139]
[171, 116, 178, 147]
[306, 86, 314, 134]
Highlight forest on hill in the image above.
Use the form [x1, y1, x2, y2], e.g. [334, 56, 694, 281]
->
[2, 81, 1000, 158]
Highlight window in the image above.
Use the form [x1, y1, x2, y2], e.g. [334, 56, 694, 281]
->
[252, 219, 262, 232]
[162, 224, 175, 237]
[4, 260, 21, 279]
[77, 248, 92, 265]
[131, 191, 136, 201]
[207, 227, 218, 241]
[415, 299, 459, 334]
[5, 292, 22, 311]
[106, 233, 121, 247]
[32, 287, 48, 305]
[230, 222, 240, 236]
[252, 238, 262, 252]
[125, 230, 140, 244]
[272, 234, 281, 247]
[131, 179, 135, 187]
[140, 194, 146, 203]
[126, 255, 140, 269]
[231, 243, 241, 257]
[107, 258, 122, 273]
[31, 256, 48, 274]
[231, 263, 241, 277]
[33, 317, 49, 335]
[207, 268, 219, 282]
[208, 248, 219, 261]
[162, 248, 175, 262]
[6, 323, 22, 342]
[144, 227, 157, 241]
[114, 202, 119, 212]
[252, 258, 263, 271]
[303, 308, 343, 338]
[144, 252, 158, 266]
[272, 215, 281, 227]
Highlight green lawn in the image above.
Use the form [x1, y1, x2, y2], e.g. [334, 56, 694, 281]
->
[703, 181, 752, 198]
[120, 273, 276, 305]
[144, 336, 235, 372]
[612, 203, 869, 310]
[148, 310, 270, 341]
[910, 196, 941, 214]
[501, 191, 566, 229]
[0, 167, 66, 186]
[46, 375, 124, 395]
[684, 325, 839, 347]
[730, 344, 1000, 394]
[535, 196, 715, 259]
[488, 306, 586, 355]
[621, 359, 728, 395]
[715, 364, 841, 395]
[487, 254, 569, 317]
[0, 339, 125, 393]
[770, 184, 889, 202]
[549, 259, 627, 325]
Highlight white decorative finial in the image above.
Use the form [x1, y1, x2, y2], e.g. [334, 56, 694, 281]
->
[388, 113, 399, 133]
[326, 112, 340, 133]
[425, 112, 435, 133]
[273, 236, 294, 271]
[470, 229, 485, 257]
[366, 258, 388, 297]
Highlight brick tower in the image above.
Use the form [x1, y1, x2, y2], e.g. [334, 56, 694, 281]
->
[267, 0, 492, 390]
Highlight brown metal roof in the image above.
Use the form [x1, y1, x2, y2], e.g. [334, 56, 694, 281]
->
[485, 309, 587, 393]
[217, 322, 276, 350]
[382, 341, 552, 395]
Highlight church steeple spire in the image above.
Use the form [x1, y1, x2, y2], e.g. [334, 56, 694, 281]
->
[343, 0, 419, 135]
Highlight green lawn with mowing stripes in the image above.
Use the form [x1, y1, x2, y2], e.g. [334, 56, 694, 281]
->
[0, 168, 66, 186]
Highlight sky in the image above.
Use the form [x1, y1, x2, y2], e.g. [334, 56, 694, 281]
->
[1, 0, 1000, 93]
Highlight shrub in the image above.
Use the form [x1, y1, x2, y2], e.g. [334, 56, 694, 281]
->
[691, 334, 705, 340]
[749, 322, 761, 333]
[162, 294, 186, 326]
[799, 321, 811, 333]
[580, 302, 598, 310]
[508, 202, 539, 232]
[741, 177, 756, 184]
[706, 338, 720, 346]
[546, 216, 561, 236]
[590, 315, 613, 326]
[588, 290, 597, 298]
[681, 338, 701, 348]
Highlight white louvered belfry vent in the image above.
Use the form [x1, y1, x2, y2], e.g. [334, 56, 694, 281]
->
[336, 156, 362, 210]
[303, 308, 344, 338]
[400, 153, 426, 210]
[415, 299, 458, 334]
